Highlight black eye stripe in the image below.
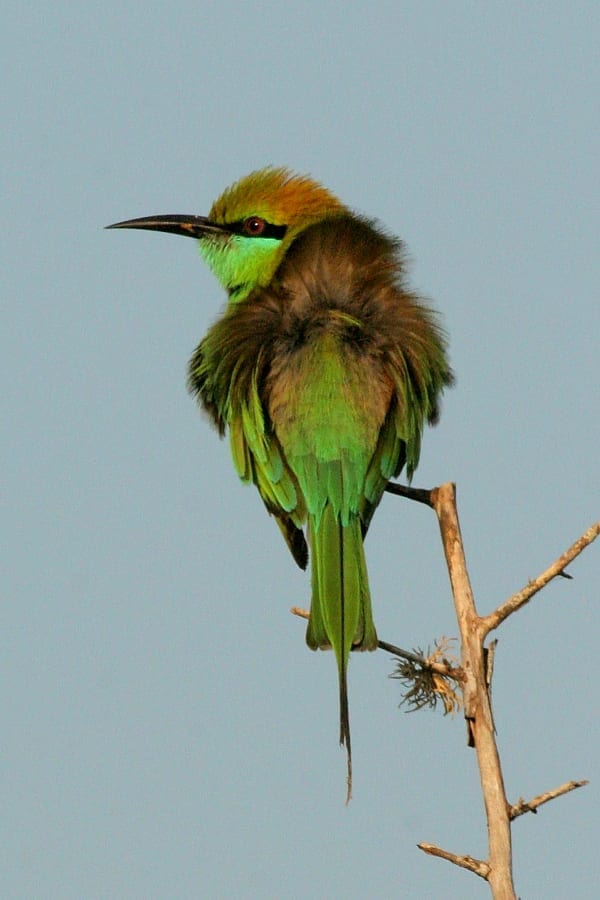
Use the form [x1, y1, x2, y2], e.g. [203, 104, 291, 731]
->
[227, 219, 288, 240]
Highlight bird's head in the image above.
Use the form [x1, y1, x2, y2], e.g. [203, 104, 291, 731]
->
[108, 167, 345, 302]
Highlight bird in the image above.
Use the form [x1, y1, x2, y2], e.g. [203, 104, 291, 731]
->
[108, 167, 453, 800]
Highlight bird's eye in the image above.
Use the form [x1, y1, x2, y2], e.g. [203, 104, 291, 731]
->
[242, 216, 266, 236]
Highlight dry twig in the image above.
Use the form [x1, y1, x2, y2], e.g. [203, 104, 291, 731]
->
[482, 522, 599, 634]
[509, 780, 589, 820]
[418, 842, 490, 879]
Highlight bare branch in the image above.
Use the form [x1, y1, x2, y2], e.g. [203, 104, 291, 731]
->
[290, 606, 310, 621]
[293, 608, 459, 677]
[384, 482, 434, 507]
[377, 640, 428, 666]
[509, 780, 589, 821]
[431, 482, 516, 898]
[379, 638, 461, 680]
[293, 491, 595, 897]
[417, 842, 490, 879]
[482, 522, 600, 634]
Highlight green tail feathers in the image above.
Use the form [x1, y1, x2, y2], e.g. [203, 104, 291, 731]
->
[306, 504, 377, 801]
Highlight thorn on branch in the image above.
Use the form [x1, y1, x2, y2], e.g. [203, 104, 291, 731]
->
[484, 639, 498, 690]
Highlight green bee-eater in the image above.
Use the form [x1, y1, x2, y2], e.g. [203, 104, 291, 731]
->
[109, 167, 453, 799]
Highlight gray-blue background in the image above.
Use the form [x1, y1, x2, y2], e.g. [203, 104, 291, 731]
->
[4, 3, 598, 897]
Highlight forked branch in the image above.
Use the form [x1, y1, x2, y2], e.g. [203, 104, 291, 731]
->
[292, 485, 596, 898]
[390, 481, 595, 898]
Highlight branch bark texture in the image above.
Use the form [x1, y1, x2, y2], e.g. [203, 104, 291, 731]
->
[431, 483, 516, 900]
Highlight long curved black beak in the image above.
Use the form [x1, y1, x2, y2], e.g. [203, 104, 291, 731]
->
[106, 214, 227, 239]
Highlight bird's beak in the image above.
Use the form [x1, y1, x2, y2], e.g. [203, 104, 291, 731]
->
[106, 214, 227, 239]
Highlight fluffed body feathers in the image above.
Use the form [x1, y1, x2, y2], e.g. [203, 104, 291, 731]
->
[110, 168, 453, 800]
[188, 208, 452, 798]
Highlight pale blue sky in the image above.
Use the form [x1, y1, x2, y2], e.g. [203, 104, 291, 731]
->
[3, 3, 598, 898]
